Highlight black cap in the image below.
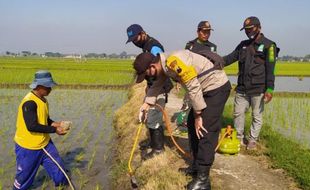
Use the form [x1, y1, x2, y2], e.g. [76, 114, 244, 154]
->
[133, 52, 155, 83]
[197, 21, 214, 31]
[126, 24, 144, 43]
[240, 16, 261, 31]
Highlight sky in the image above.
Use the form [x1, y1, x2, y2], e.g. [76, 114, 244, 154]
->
[0, 0, 309, 57]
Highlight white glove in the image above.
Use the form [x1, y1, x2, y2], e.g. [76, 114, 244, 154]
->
[138, 108, 147, 123]
[138, 103, 150, 123]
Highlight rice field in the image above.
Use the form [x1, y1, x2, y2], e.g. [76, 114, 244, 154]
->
[224, 61, 310, 76]
[0, 57, 134, 85]
[0, 88, 128, 189]
[0, 57, 134, 189]
[223, 94, 310, 148]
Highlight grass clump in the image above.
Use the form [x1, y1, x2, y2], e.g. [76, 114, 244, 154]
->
[111, 82, 189, 190]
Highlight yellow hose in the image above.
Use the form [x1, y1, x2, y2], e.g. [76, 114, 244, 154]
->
[128, 122, 143, 175]
[155, 104, 192, 158]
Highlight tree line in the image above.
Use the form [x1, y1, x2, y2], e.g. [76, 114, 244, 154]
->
[3, 51, 310, 62]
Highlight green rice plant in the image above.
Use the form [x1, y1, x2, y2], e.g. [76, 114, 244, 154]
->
[95, 183, 102, 190]
[87, 149, 97, 171]
[75, 151, 85, 162]
[40, 178, 49, 190]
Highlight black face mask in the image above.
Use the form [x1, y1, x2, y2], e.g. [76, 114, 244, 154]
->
[144, 75, 157, 84]
[246, 30, 259, 40]
[245, 26, 260, 40]
[133, 40, 146, 48]
[144, 67, 157, 82]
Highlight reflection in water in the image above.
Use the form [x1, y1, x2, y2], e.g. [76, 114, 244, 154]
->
[228, 76, 310, 92]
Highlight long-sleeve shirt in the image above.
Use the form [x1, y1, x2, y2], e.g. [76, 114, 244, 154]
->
[145, 50, 229, 111]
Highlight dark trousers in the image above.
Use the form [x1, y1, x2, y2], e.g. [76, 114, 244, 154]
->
[187, 82, 231, 172]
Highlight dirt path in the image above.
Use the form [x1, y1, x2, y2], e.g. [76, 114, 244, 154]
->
[165, 91, 300, 190]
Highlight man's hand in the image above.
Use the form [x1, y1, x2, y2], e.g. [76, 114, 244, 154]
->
[51, 121, 61, 128]
[55, 126, 68, 135]
[194, 113, 208, 139]
[138, 103, 150, 123]
[52, 121, 71, 135]
[264, 92, 273, 104]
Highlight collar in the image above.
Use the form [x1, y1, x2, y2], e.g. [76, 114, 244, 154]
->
[159, 52, 168, 73]
[196, 38, 209, 45]
[254, 33, 264, 44]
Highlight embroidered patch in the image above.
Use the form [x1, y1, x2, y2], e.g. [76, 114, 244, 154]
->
[257, 44, 264, 52]
[166, 56, 197, 83]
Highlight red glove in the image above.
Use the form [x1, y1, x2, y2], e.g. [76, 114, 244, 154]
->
[264, 92, 273, 103]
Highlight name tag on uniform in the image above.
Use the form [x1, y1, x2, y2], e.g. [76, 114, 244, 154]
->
[211, 47, 215, 52]
[257, 44, 264, 52]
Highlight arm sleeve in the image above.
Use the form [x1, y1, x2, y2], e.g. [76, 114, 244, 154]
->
[22, 101, 56, 133]
[223, 45, 240, 67]
[47, 117, 54, 125]
[144, 75, 168, 105]
[150, 46, 164, 56]
[183, 78, 206, 111]
[265, 43, 277, 93]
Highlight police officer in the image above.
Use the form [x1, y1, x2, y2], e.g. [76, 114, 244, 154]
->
[133, 50, 231, 190]
[180, 20, 221, 177]
[126, 24, 173, 160]
[185, 21, 217, 53]
[223, 16, 280, 150]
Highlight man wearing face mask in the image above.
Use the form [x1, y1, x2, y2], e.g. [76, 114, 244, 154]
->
[126, 24, 173, 160]
[223, 16, 280, 150]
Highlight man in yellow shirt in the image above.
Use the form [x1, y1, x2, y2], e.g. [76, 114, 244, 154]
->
[13, 70, 70, 190]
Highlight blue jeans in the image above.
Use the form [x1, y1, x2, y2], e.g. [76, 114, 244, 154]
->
[233, 92, 264, 141]
[13, 141, 68, 190]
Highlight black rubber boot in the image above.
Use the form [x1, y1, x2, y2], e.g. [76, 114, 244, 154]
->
[139, 129, 153, 150]
[186, 168, 211, 190]
[179, 164, 197, 176]
[143, 126, 164, 160]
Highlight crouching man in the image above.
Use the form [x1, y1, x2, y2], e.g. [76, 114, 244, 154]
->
[133, 50, 231, 190]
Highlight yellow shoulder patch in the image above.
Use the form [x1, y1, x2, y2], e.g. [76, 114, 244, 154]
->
[166, 55, 197, 83]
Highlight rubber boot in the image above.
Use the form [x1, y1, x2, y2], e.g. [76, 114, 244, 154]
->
[139, 129, 152, 150]
[179, 161, 197, 176]
[143, 126, 164, 160]
[186, 167, 211, 190]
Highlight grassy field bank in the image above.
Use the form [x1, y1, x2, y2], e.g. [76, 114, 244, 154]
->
[113, 84, 310, 190]
[112, 83, 189, 190]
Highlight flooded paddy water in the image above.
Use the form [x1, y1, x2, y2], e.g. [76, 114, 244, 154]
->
[0, 88, 128, 189]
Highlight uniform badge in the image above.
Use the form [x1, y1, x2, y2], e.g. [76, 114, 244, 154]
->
[258, 44, 264, 52]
